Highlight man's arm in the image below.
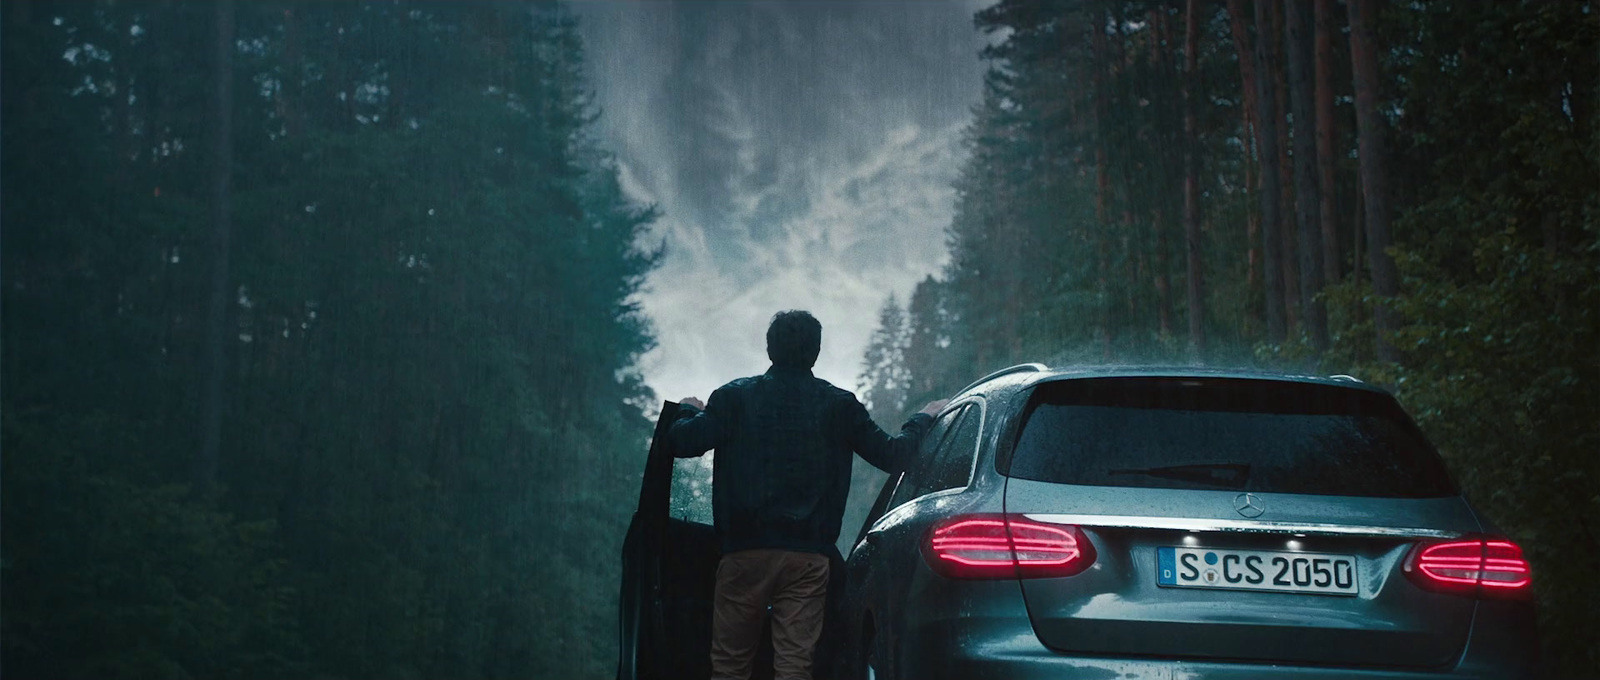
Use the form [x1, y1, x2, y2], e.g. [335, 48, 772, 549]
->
[847, 397, 948, 472]
[668, 392, 723, 458]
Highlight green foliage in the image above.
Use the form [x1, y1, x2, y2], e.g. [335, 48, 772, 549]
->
[858, 295, 911, 429]
[3, 2, 656, 678]
[1377, 2, 1600, 671]
[933, 0, 1270, 377]
[844, 297, 911, 553]
[859, 1, 1599, 675]
[2, 408, 306, 680]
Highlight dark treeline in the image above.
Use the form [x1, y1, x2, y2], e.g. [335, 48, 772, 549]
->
[858, 0, 1598, 675]
[2, 2, 656, 678]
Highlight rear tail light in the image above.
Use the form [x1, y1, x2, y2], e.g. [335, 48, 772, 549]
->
[1403, 536, 1532, 599]
[924, 514, 1096, 579]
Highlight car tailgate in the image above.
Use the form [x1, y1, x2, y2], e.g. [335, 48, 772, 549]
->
[1004, 480, 1483, 668]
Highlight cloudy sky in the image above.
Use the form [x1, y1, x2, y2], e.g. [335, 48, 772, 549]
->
[575, 0, 994, 409]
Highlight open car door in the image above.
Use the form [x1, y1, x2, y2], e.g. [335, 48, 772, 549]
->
[617, 401, 848, 680]
[618, 401, 702, 680]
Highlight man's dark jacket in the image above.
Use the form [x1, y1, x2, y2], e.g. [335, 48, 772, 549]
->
[669, 365, 934, 555]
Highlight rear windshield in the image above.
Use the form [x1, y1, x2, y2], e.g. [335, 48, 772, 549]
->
[1006, 377, 1456, 498]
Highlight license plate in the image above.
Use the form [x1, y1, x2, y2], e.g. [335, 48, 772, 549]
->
[1157, 546, 1358, 596]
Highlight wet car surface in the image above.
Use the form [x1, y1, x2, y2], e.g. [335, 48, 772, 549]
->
[839, 365, 1538, 680]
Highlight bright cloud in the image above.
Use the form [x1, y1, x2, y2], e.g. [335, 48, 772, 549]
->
[576, 1, 991, 409]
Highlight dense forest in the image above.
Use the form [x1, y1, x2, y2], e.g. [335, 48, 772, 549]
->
[4, 0, 1597, 678]
[2, 2, 656, 678]
[857, 0, 1598, 675]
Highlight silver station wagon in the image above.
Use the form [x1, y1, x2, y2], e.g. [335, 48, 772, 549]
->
[841, 365, 1538, 680]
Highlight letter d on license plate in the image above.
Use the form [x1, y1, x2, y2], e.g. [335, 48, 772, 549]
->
[1157, 546, 1358, 596]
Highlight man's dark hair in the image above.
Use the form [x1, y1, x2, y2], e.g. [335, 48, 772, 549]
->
[767, 310, 822, 368]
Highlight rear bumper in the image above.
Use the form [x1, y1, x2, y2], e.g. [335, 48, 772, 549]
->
[917, 652, 1539, 679]
[896, 602, 1538, 680]
[921, 654, 1532, 680]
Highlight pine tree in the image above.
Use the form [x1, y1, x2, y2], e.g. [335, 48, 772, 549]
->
[859, 294, 911, 428]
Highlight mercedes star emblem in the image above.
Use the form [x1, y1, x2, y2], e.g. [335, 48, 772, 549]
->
[1233, 492, 1265, 518]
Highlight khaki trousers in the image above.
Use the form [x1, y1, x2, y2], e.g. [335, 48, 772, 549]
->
[710, 548, 830, 680]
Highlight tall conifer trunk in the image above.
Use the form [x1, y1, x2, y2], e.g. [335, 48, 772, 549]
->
[1247, 0, 1287, 343]
[1151, 8, 1174, 340]
[1226, 0, 1262, 326]
[1287, 0, 1328, 350]
[1313, 0, 1342, 284]
[1183, 0, 1206, 355]
[281, 2, 304, 139]
[1348, 0, 1401, 361]
[198, 0, 236, 492]
[1267, 0, 1300, 335]
[1092, 6, 1116, 360]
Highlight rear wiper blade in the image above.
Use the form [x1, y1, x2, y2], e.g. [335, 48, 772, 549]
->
[1106, 462, 1251, 488]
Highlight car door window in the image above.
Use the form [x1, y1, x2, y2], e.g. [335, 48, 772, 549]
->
[888, 406, 965, 509]
[918, 403, 981, 496]
[854, 469, 903, 547]
[669, 454, 714, 525]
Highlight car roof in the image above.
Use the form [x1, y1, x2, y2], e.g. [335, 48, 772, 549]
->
[958, 363, 1392, 397]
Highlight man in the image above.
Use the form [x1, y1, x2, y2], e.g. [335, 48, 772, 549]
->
[670, 310, 946, 680]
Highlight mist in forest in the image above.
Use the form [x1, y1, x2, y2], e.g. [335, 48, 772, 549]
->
[574, 1, 990, 405]
[2, 1, 1596, 679]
